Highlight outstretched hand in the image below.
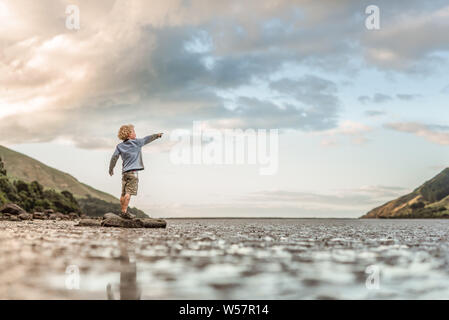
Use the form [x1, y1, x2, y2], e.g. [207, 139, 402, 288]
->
[157, 133, 164, 138]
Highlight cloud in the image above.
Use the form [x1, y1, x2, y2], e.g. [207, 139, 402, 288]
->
[364, 110, 385, 117]
[314, 120, 373, 146]
[358, 93, 392, 104]
[358, 96, 371, 104]
[223, 95, 337, 130]
[373, 93, 393, 104]
[267, 75, 340, 130]
[149, 184, 410, 217]
[237, 185, 409, 211]
[1, 1, 349, 148]
[1, 0, 449, 149]
[385, 122, 449, 145]
[362, 3, 449, 71]
[270, 75, 339, 106]
[396, 94, 420, 101]
[359, 93, 419, 105]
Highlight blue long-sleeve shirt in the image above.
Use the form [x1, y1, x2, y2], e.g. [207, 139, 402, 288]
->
[109, 134, 159, 174]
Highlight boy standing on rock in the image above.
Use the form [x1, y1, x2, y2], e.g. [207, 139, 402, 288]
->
[109, 124, 163, 219]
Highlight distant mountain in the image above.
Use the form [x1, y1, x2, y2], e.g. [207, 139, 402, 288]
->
[361, 168, 449, 218]
[0, 145, 148, 218]
[0, 145, 117, 203]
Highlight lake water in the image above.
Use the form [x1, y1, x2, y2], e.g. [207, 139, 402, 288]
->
[1, 218, 449, 299]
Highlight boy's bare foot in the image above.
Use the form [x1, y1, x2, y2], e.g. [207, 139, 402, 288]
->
[119, 211, 136, 220]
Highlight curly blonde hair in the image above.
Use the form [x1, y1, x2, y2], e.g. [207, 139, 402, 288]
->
[118, 124, 135, 141]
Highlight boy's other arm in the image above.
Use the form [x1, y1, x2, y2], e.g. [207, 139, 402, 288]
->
[140, 133, 163, 146]
[109, 147, 120, 176]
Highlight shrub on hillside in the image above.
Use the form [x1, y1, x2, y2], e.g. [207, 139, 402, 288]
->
[78, 195, 147, 218]
[0, 171, 81, 213]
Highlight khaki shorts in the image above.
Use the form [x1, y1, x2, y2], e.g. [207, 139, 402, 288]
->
[122, 171, 139, 197]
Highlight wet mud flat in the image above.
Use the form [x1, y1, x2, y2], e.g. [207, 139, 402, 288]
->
[1, 218, 449, 299]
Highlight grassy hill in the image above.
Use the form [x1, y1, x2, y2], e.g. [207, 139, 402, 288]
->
[0, 145, 118, 203]
[361, 168, 449, 218]
[0, 145, 148, 218]
[0, 155, 81, 213]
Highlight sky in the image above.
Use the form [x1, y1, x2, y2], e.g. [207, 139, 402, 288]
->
[1, 0, 449, 218]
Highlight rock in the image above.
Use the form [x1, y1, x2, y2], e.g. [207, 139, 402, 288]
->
[103, 212, 119, 220]
[75, 219, 102, 227]
[101, 215, 143, 228]
[0, 203, 26, 215]
[101, 214, 144, 228]
[33, 212, 46, 220]
[54, 212, 69, 220]
[73, 213, 167, 228]
[44, 209, 54, 215]
[140, 218, 167, 228]
[100, 213, 166, 228]
[69, 212, 79, 220]
[48, 213, 58, 220]
[8, 215, 19, 221]
[18, 213, 33, 220]
[80, 213, 87, 219]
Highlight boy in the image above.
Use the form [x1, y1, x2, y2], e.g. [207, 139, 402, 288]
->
[109, 124, 163, 219]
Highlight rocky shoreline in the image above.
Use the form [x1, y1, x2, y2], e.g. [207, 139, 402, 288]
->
[0, 203, 81, 221]
[0, 203, 166, 228]
[77, 213, 167, 228]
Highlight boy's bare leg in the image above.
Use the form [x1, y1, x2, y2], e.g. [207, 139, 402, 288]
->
[119, 193, 135, 219]
[120, 193, 131, 213]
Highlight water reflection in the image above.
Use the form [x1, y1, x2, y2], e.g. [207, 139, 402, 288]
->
[106, 234, 141, 300]
[4, 219, 449, 299]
